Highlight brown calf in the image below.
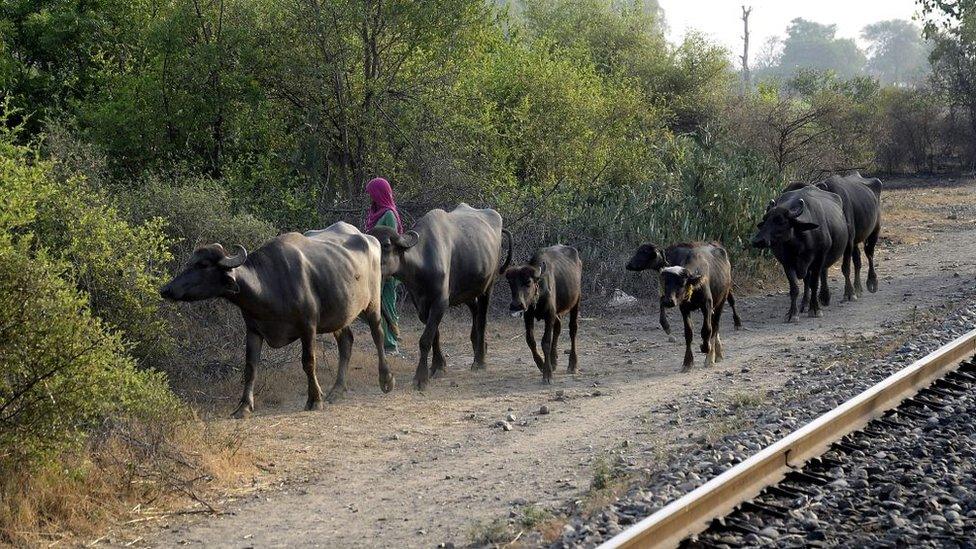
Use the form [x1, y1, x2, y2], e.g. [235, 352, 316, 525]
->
[627, 242, 740, 371]
[505, 245, 582, 383]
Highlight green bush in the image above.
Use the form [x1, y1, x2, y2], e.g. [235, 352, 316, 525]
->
[0, 127, 182, 470]
[124, 172, 277, 261]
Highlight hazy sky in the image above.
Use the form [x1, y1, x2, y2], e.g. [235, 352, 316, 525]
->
[660, 0, 922, 60]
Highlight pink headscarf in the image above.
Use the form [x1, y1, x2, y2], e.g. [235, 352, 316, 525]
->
[364, 177, 403, 233]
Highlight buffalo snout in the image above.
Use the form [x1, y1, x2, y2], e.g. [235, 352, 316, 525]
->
[751, 233, 770, 249]
[509, 302, 526, 317]
[159, 283, 178, 301]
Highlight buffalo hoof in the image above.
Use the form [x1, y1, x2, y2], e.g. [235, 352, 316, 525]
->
[705, 355, 715, 368]
[809, 309, 823, 318]
[470, 362, 486, 371]
[414, 377, 429, 391]
[784, 313, 798, 323]
[867, 277, 878, 293]
[430, 367, 446, 379]
[568, 361, 578, 374]
[231, 403, 253, 419]
[667, 335, 677, 343]
[700, 343, 709, 353]
[380, 374, 396, 394]
[306, 398, 325, 410]
[680, 362, 693, 373]
[542, 375, 552, 385]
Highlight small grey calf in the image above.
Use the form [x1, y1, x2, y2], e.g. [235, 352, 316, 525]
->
[505, 245, 582, 383]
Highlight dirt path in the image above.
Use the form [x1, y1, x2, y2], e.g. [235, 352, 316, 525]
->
[136, 180, 976, 548]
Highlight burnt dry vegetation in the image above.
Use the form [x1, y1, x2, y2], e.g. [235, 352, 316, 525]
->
[1, 0, 975, 544]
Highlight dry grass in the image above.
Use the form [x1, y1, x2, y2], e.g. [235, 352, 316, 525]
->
[882, 185, 976, 246]
[0, 417, 253, 547]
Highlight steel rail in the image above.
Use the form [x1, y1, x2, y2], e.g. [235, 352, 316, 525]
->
[600, 328, 976, 549]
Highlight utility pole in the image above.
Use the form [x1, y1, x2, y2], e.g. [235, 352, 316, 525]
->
[741, 5, 752, 95]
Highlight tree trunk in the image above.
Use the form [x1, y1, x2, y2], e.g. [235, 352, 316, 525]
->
[740, 6, 752, 95]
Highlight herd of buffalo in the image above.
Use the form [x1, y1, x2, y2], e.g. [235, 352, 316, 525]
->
[159, 172, 883, 417]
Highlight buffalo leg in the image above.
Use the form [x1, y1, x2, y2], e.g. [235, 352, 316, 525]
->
[700, 300, 714, 367]
[568, 303, 580, 373]
[658, 296, 672, 335]
[366, 307, 395, 394]
[431, 329, 447, 378]
[851, 243, 864, 297]
[551, 316, 562, 371]
[232, 330, 263, 419]
[541, 316, 554, 383]
[472, 293, 490, 369]
[416, 300, 446, 390]
[524, 311, 545, 370]
[301, 329, 324, 410]
[712, 302, 725, 363]
[727, 292, 742, 330]
[841, 242, 855, 302]
[865, 225, 880, 293]
[819, 268, 831, 306]
[467, 301, 479, 370]
[326, 327, 353, 403]
[807, 261, 825, 318]
[681, 308, 694, 372]
[784, 267, 800, 323]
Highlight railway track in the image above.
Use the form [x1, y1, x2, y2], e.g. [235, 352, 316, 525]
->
[598, 328, 976, 549]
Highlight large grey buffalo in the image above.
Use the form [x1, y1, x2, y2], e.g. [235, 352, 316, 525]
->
[160, 222, 394, 418]
[752, 186, 852, 321]
[627, 242, 740, 370]
[505, 245, 583, 383]
[369, 203, 512, 390]
[786, 172, 882, 297]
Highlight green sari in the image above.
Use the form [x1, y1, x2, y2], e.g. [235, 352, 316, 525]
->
[375, 210, 400, 351]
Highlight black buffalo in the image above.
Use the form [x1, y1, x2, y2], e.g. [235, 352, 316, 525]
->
[786, 172, 882, 297]
[369, 203, 512, 390]
[626, 243, 741, 336]
[505, 245, 583, 383]
[752, 186, 852, 321]
[628, 242, 739, 371]
[160, 222, 394, 418]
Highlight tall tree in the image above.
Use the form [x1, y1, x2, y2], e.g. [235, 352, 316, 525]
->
[920, 0, 976, 141]
[862, 19, 930, 86]
[741, 5, 752, 94]
[775, 18, 867, 80]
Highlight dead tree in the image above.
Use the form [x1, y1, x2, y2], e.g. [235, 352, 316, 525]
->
[741, 6, 752, 95]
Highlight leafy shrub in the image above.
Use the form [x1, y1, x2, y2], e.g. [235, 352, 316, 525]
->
[0, 239, 181, 468]
[0, 122, 181, 467]
[0, 115, 249, 546]
[124, 172, 277, 261]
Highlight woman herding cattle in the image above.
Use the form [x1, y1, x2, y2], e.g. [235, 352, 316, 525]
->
[364, 177, 403, 354]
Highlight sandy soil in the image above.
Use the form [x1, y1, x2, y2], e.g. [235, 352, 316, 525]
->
[122, 179, 976, 548]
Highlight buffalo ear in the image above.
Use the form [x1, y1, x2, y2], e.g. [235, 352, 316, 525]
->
[765, 199, 775, 212]
[533, 261, 547, 279]
[396, 231, 419, 249]
[787, 198, 819, 228]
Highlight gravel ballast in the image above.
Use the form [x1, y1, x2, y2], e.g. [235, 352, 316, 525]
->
[550, 300, 976, 548]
